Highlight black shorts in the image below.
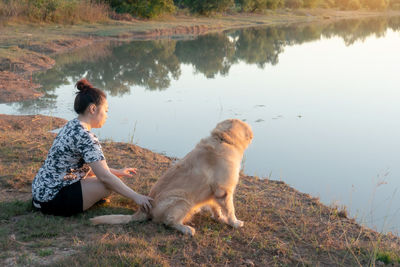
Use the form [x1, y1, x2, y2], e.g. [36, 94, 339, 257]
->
[32, 181, 83, 217]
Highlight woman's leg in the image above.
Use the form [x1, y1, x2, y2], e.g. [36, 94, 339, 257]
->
[81, 177, 111, 211]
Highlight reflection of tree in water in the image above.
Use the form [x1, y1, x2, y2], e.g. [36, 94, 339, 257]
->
[232, 27, 285, 67]
[43, 40, 181, 94]
[323, 17, 389, 46]
[7, 92, 59, 114]
[110, 40, 181, 91]
[12, 43, 114, 113]
[175, 34, 235, 78]
[18, 40, 181, 113]
[14, 16, 400, 112]
[388, 16, 400, 31]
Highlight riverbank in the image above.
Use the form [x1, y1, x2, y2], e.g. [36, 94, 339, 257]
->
[0, 114, 399, 265]
[1, 9, 400, 103]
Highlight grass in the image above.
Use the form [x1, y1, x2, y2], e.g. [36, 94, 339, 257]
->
[38, 248, 53, 257]
[376, 251, 400, 264]
[1, 114, 400, 266]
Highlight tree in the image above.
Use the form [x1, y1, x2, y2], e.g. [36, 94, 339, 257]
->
[107, 0, 175, 18]
[182, 0, 234, 15]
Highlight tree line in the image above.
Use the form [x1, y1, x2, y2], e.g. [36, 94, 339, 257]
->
[1, 0, 399, 23]
[109, 0, 398, 18]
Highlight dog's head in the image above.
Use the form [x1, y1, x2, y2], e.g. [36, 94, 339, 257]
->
[211, 119, 253, 150]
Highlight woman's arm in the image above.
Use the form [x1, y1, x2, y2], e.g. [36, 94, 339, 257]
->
[86, 167, 136, 178]
[89, 160, 152, 212]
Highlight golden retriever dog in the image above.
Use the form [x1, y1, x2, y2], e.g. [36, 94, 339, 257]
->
[90, 119, 253, 236]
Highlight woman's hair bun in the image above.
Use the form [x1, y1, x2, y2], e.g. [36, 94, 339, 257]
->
[73, 78, 106, 114]
[75, 78, 93, 92]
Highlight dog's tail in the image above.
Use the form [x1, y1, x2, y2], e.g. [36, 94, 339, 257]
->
[90, 211, 149, 225]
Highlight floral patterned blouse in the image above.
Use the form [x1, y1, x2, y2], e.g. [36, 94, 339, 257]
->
[32, 118, 105, 202]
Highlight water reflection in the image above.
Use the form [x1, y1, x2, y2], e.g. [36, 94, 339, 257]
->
[11, 15, 400, 113]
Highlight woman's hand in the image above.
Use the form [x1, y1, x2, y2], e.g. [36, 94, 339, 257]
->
[90, 161, 152, 212]
[133, 193, 153, 213]
[112, 167, 137, 178]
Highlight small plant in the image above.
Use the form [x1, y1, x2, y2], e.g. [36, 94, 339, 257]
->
[375, 251, 400, 264]
[38, 248, 53, 257]
[129, 121, 138, 144]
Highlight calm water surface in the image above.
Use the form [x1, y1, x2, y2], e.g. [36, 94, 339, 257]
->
[2, 17, 400, 233]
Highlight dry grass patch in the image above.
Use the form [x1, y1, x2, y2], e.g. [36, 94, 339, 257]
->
[0, 0, 110, 25]
[0, 114, 400, 266]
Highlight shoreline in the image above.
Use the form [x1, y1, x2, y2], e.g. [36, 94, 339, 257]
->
[1, 9, 400, 103]
[0, 114, 399, 265]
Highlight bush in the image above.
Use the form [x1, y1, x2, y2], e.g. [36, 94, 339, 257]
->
[237, 0, 267, 11]
[182, 0, 235, 15]
[321, 0, 336, 7]
[284, 0, 304, 8]
[0, 0, 27, 17]
[236, 0, 283, 11]
[363, 0, 388, 9]
[389, 0, 400, 9]
[27, 0, 61, 21]
[347, 0, 361, 9]
[107, 0, 175, 18]
[303, 0, 319, 7]
[266, 0, 284, 8]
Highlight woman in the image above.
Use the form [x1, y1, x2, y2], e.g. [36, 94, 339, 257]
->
[32, 79, 152, 216]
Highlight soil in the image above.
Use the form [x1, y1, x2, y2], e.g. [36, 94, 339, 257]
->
[0, 72, 43, 103]
[0, 114, 66, 131]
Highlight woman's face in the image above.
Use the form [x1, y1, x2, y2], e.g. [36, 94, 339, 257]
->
[91, 99, 108, 128]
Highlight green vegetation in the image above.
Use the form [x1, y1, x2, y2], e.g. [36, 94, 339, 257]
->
[0, 200, 32, 220]
[236, 0, 283, 11]
[106, 0, 175, 18]
[0, 0, 399, 23]
[375, 251, 400, 264]
[390, 0, 400, 8]
[174, 0, 395, 14]
[179, 0, 235, 15]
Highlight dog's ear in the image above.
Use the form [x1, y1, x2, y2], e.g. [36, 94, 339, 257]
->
[211, 120, 235, 145]
[212, 129, 235, 145]
[244, 124, 253, 142]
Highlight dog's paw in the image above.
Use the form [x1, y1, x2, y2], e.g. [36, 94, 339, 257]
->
[181, 225, 196, 236]
[213, 214, 229, 224]
[231, 219, 244, 228]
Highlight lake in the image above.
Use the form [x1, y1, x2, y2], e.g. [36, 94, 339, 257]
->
[1, 16, 400, 233]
